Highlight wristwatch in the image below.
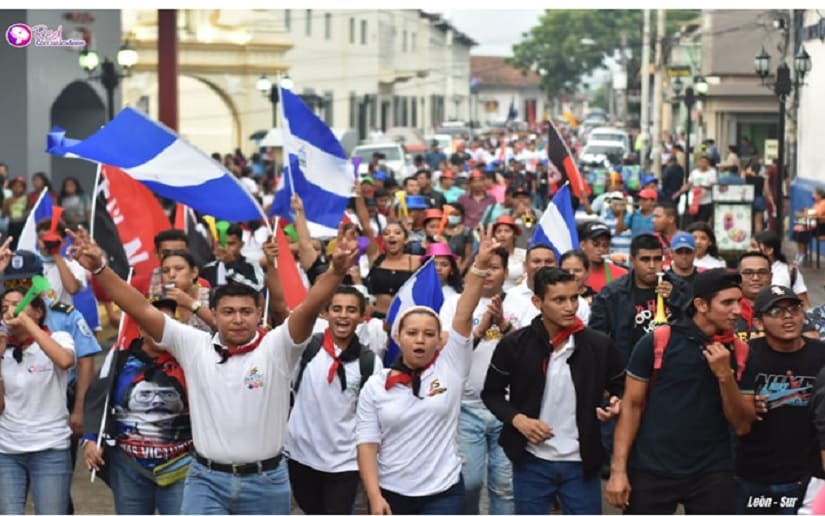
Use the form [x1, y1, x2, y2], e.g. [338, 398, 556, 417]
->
[190, 301, 202, 312]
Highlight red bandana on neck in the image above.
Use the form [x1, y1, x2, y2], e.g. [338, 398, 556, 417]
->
[739, 299, 754, 329]
[214, 328, 267, 364]
[542, 318, 585, 374]
[385, 351, 440, 398]
[8, 326, 50, 363]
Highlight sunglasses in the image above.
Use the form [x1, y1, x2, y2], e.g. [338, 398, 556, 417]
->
[762, 303, 803, 318]
[3, 278, 33, 290]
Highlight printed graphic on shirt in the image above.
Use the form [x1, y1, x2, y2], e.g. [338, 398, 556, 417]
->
[113, 356, 192, 468]
[244, 367, 265, 390]
[755, 370, 816, 409]
[634, 297, 672, 335]
[427, 378, 447, 397]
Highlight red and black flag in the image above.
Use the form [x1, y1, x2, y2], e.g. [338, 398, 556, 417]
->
[547, 120, 587, 199]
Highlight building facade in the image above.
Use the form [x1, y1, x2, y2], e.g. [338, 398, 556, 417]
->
[796, 10, 824, 182]
[470, 55, 547, 126]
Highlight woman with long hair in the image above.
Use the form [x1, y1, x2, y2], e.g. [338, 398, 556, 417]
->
[752, 230, 811, 309]
[687, 221, 726, 270]
[491, 215, 526, 290]
[356, 229, 493, 514]
[364, 221, 420, 320]
[28, 172, 55, 207]
[57, 177, 90, 229]
[422, 242, 463, 301]
[158, 250, 216, 332]
[0, 287, 75, 514]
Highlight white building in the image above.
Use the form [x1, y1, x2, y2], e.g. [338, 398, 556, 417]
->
[796, 10, 824, 182]
[470, 55, 548, 126]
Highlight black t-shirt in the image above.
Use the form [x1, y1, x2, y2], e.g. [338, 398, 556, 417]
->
[744, 173, 765, 197]
[626, 320, 755, 477]
[630, 286, 670, 348]
[736, 337, 825, 483]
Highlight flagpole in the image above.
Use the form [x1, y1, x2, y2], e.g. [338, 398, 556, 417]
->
[91, 267, 132, 483]
[276, 84, 296, 226]
[88, 164, 102, 240]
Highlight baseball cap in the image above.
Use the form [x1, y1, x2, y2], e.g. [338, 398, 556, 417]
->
[753, 285, 801, 316]
[506, 185, 531, 197]
[440, 170, 456, 179]
[671, 232, 696, 251]
[406, 195, 428, 210]
[422, 208, 443, 222]
[607, 191, 626, 202]
[360, 175, 375, 185]
[638, 189, 658, 200]
[492, 215, 522, 236]
[2, 250, 44, 281]
[580, 222, 611, 241]
[641, 175, 659, 187]
[373, 171, 388, 182]
[693, 269, 742, 300]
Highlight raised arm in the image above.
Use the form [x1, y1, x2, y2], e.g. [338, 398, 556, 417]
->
[351, 185, 381, 265]
[68, 227, 166, 342]
[290, 194, 320, 272]
[287, 223, 359, 344]
[261, 233, 290, 327]
[453, 225, 498, 337]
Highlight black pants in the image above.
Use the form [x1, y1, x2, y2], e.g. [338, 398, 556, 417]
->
[287, 459, 360, 515]
[626, 470, 735, 515]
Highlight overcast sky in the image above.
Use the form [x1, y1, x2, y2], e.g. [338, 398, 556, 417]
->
[439, 9, 545, 56]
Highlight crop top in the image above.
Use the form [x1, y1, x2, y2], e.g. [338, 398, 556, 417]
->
[366, 254, 416, 296]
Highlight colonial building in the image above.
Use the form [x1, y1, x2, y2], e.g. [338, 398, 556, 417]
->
[470, 55, 548, 126]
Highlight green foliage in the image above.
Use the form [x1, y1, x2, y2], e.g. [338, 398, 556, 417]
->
[510, 9, 699, 97]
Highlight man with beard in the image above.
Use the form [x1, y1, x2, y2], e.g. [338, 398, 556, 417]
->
[285, 286, 381, 514]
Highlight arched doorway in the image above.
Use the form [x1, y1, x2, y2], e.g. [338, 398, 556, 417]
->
[50, 81, 105, 197]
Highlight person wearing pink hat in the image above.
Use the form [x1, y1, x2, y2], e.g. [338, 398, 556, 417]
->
[422, 243, 463, 302]
[492, 215, 526, 290]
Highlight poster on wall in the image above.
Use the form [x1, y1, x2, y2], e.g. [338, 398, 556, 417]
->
[714, 203, 752, 252]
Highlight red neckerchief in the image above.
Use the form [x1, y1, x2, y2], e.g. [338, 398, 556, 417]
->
[542, 318, 585, 374]
[385, 351, 440, 398]
[713, 330, 736, 345]
[740, 299, 754, 329]
[214, 328, 267, 364]
[8, 326, 50, 363]
[321, 329, 362, 390]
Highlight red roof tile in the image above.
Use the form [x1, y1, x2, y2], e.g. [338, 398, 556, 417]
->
[471, 55, 541, 88]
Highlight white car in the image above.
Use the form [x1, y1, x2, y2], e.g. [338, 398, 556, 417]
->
[425, 134, 454, 155]
[587, 127, 630, 157]
[350, 143, 410, 179]
[578, 141, 626, 166]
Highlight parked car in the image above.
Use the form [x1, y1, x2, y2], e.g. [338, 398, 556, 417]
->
[587, 127, 630, 158]
[350, 142, 410, 179]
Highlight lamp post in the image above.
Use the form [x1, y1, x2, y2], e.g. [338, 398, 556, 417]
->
[79, 42, 138, 121]
[256, 74, 294, 128]
[754, 45, 811, 240]
[671, 75, 708, 178]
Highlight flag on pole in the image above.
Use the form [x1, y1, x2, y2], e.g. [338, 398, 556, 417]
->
[17, 188, 54, 252]
[274, 220, 307, 310]
[546, 119, 586, 199]
[269, 87, 354, 230]
[385, 259, 445, 364]
[529, 184, 579, 259]
[46, 108, 266, 222]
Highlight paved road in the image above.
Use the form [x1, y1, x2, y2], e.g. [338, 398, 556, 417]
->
[29, 253, 825, 514]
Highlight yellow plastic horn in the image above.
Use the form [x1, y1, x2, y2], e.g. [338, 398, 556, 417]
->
[653, 272, 668, 325]
[395, 190, 408, 219]
[203, 215, 219, 244]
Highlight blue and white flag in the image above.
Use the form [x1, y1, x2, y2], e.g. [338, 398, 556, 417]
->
[529, 184, 579, 259]
[17, 188, 54, 252]
[46, 108, 265, 222]
[269, 87, 353, 230]
[385, 259, 445, 364]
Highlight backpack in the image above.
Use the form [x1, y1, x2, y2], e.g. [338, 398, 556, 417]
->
[649, 325, 749, 388]
[293, 332, 376, 395]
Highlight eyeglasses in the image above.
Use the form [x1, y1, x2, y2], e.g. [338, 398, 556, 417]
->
[741, 269, 770, 277]
[763, 304, 803, 318]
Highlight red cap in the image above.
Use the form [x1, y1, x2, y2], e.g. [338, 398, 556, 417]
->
[440, 170, 456, 179]
[422, 208, 444, 222]
[492, 215, 522, 236]
[469, 169, 485, 180]
[638, 189, 658, 200]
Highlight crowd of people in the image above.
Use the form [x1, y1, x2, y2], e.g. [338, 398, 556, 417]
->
[2, 124, 825, 516]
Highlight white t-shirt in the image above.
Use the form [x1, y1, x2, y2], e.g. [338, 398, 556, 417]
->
[504, 248, 527, 291]
[43, 259, 88, 306]
[694, 254, 727, 270]
[311, 318, 387, 361]
[356, 329, 472, 496]
[158, 316, 309, 463]
[688, 168, 717, 205]
[505, 282, 590, 327]
[0, 331, 75, 453]
[285, 340, 383, 473]
[526, 335, 581, 461]
[771, 261, 807, 295]
[439, 294, 521, 410]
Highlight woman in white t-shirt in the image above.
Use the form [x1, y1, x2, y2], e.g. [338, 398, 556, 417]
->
[356, 230, 494, 514]
[491, 215, 527, 290]
[687, 222, 727, 270]
[752, 231, 811, 309]
[0, 288, 75, 515]
[678, 155, 717, 224]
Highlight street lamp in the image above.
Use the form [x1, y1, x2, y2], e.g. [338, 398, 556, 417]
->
[256, 74, 293, 127]
[79, 42, 138, 121]
[753, 45, 811, 239]
[671, 75, 708, 179]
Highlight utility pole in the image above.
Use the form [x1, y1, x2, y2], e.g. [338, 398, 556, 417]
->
[640, 10, 651, 169]
[651, 9, 665, 177]
[787, 9, 800, 180]
[618, 31, 629, 124]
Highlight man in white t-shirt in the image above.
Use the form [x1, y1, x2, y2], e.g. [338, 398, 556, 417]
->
[69, 226, 359, 515]
[285, 285, 382, 514]
[36, 218, 87, 306]
[439, 246, 516, 514]
[678, 155, 717, 224]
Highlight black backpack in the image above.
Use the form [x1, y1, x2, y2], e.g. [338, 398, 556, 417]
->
[293, 333, 376, 396]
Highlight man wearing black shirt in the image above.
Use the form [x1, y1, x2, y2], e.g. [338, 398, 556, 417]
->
[662, 155, 685, 203]
[414, 169, 446, 209]
[669, 232, 698, 289]
[736, 285, 825, 514]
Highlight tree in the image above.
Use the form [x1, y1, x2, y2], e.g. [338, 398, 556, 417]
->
[510, 10, 699, 98]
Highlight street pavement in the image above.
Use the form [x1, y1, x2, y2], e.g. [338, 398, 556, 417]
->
[26, 257, 825, 514]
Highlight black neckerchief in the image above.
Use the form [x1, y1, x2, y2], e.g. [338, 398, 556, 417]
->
[327, 332, 363, 392]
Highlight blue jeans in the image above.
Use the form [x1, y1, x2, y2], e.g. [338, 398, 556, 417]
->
[735, 476, 806, 514]
[458, 404, 514, 514]
[180, 457, 291, 514]
[109, 449, 186, 514]
[512, 454, 601, 515]
[381, 477, 465, 515]
[0, 448, 72, 514]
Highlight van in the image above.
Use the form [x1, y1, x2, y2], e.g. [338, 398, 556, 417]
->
[588, 127, 630, 157]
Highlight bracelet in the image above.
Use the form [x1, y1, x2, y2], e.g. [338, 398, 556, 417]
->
[92, 263, 107, 276]
[469, 265, 490, 278]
